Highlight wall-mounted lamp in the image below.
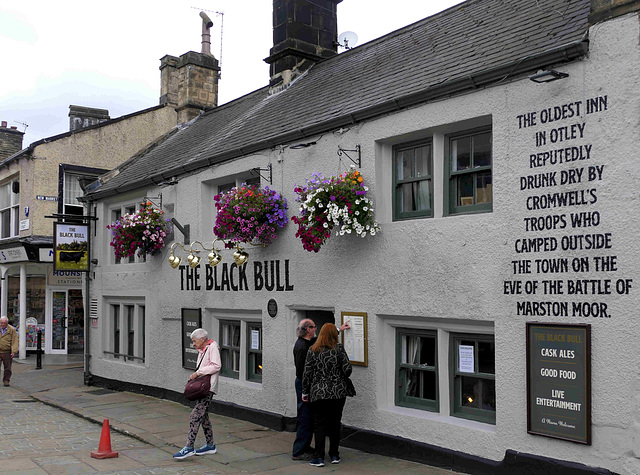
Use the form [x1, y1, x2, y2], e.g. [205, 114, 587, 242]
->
[169, 239, 249, 269]
[529, 69, 569, 83]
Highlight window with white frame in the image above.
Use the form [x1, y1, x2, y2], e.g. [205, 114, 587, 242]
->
[63, 173, 85, 220]
[109, 204, 147, 264]
[104, 300, 145, 364]
[215, 315, 263, 383]
[393, 325, 495, 425]
[445, 127, 492, 215]
[0, 180, 19, 239]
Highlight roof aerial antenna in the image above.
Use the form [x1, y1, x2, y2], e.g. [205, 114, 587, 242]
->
[337, 31, 358, 50]
[15, 121, 29, 133]
[192, 7, 224, 78]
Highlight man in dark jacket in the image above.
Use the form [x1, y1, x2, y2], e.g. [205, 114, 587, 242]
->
[291, 319, 317, 460]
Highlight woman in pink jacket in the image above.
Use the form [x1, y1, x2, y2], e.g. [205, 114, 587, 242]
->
[174, 328, 221, 460]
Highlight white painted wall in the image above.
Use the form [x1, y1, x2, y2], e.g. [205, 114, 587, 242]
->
[88, 13, 640, 474]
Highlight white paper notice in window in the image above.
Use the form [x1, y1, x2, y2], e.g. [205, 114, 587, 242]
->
[251, 330, 260, 350]
[459, 345, 475, 373]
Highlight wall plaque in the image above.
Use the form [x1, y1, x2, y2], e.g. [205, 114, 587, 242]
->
[527, 322, 591, 444]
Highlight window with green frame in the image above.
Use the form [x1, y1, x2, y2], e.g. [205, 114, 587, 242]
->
[247, 323, 262, 383]
[393, 140, 433, 220]
[446, 128, 492, 215]
[396, 328, 438, 411]
[450, 333, 495, 424]
[220, 321, 240, 379]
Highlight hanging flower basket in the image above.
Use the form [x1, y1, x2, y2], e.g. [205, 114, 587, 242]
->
[107, 202, 172, 259]
[213, 184, 288, 246]
[292, 167, 380, 252]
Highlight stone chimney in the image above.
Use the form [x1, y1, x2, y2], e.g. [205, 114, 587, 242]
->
[265, 0, 342, 93]
[0, 121, 25, 159]
[69, 106, 110, 131]
[160, 12, 220, 124]
[589, 0, 640, 24]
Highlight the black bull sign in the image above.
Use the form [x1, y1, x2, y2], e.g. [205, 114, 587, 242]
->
[179, 259, 294, 292]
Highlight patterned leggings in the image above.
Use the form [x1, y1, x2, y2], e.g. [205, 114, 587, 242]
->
[186, 393, 214, 447]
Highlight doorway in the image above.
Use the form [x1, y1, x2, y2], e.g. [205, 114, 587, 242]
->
[47, 289, 84, 354]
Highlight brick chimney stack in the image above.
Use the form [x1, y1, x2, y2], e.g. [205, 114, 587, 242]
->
[0, 121, 25, 159]
[265, 0, 342, 93]
[159, 12, 220, 124]
[69, 106, 110, 131]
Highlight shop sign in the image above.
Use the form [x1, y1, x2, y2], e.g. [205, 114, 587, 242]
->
[53, 223, 89, 272]
[182, 308, 202, 370]
[39, 248, 54, 262]
[178, 259, 294, 292]
[0, 246, 28, 263]
[527, 322, 591, 444]
[47, 267, 82, 286]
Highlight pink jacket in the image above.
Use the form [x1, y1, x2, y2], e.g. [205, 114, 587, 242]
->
[196, 340, 221, 394]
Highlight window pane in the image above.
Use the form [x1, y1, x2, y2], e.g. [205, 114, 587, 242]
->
[452, 137, 471, 171]
[457, 175, 474, 206]
[414, 180, 431, 212]
[0, 184, 10, 209]
[418, 336, 436, 366]
[473, 133, 492, 167]
[2, 209, 10, 238]
[402, 368, 420, 398]
[461, 375, 480, 408]
[402, 335, 420, 365]
[415, 145, 431, 177]
[476, 172, 492, 204]
[12, 206, 19, 236]
[245, 176, 261, 187]
[232, 325, 240, 347]
[395, 151, 405, 181]
[478, 340, 495, 374]
[218, 182, 235, 195]
[421, 370, 437, 400]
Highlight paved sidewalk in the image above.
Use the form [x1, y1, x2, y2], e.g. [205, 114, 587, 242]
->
[5, 355, 460, 474]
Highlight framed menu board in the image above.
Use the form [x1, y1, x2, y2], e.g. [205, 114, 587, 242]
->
[182, 308, 202, 370]
[340, 311, 368, 366]
[526, 322, 591, 444]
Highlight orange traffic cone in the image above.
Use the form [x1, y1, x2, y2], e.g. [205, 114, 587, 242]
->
[91, 419, 119, 459]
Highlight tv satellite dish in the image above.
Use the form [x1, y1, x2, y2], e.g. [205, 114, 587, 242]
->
[338, 31, 358, 50]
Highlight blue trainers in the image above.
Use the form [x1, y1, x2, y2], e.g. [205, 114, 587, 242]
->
[331, 455, 341, 464]
[173, 446, 195, 459]
[195, 443, 217, 455]
[309, 457, 325, 467]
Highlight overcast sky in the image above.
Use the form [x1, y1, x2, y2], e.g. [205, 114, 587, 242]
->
[1, 0, 464, 148]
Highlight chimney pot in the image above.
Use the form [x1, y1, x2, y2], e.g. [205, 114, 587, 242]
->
[1, 121, 7, 128]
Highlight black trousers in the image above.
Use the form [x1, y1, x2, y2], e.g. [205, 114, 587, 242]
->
[310, 397, 346, 459]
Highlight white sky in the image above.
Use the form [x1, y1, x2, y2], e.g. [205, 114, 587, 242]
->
[0, 0, 464, 147]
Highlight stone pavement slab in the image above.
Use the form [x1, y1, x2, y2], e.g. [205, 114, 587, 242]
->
[6, 357, 461, 474]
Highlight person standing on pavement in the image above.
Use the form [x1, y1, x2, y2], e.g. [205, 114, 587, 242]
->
[291, 319, 317, 460]
[292, 319, 350, 461]
[174, 328, 221, 460]
[302, 323, 352, 468]
[0, 316, 19, 387]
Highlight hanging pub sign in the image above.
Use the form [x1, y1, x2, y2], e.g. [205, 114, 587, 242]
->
[527, 322, 591, 444]
[182, 308, 202, 370]
[53, 222, 90, 272]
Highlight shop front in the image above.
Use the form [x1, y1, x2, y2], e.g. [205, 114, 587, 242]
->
[1, 263, 84, 355]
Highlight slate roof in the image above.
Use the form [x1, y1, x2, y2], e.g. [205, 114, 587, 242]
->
[86, 0, 590, 199]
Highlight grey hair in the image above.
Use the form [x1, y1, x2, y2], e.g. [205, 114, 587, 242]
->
[191, 328, 208, 341]
[297, 319, 313, 338]
[0, 316, 8, 323]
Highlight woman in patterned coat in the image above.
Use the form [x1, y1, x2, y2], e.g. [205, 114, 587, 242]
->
[302, 323, 352, 467]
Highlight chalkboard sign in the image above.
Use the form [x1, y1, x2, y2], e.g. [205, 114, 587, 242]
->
[182, 308, 202, 370]
[527, 323, 591, 444]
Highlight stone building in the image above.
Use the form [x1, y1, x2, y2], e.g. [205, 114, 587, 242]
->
[83, 0, 640, 473]
[0, 14, 219, 358]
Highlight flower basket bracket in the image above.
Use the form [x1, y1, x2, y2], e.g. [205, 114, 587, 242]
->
[337, 145, 361, 168]
[250, 163, 272, 185]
